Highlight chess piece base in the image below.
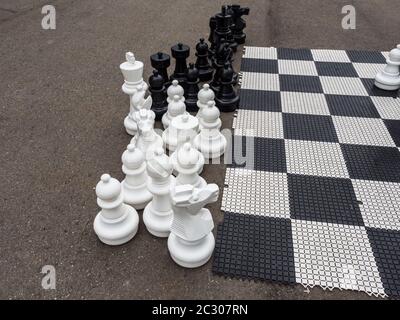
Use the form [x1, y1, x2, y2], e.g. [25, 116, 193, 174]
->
[215, 95, 240, 112]
[198, 69, 214, 82]
[374, 71, 400, 91]
[93, 206, 139, 246]
[143, 202, 173, 238]
[121, 180, 152, 210]
[168, 233, 215, 268]
[194, 134, 227, 159]
[124, 115, 137, 136]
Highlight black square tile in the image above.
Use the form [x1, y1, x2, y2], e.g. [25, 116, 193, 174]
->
[315, 61, 358, 77]
[229, 136, 286, 172]
[280, 75, 323, 93]
[325, 95, 380, 118]
[283, 113, 338, 142]
[341, 144, 400, 182]
[347, 50, 387, 63]
[361, 78, 399, 98]
[366, 227, 400, 297]
[288, 174, 364, 226]
[277, 48, 313, 61]
[239, 89, 281, 112]
[384, 119, 400, 147]
[240, 58, 278, 74]
[213, 212, 296, 284]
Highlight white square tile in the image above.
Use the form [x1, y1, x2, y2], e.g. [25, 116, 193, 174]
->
[222, 168, 290, 218]
[240, 72, 280, 91]
[278, 59, 318, 76]
[285, 140, 349, 178]
[244, 46, 277, 60]
[352, 179, 400, 231]
[353, 63, 385, 79]
[320, 76, 369, 96]
[332, 116, 396, 147]
[371, 96, 400, 120]
[292, 220, 385, 296]
[281, 92, 330, 115]
[311, 49, 351, 62]
[233, 110, 284, 139]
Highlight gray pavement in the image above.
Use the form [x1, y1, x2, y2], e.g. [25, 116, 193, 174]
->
[1, 0, 399, 299]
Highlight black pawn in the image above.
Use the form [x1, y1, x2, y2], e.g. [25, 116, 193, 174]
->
[170, 43, 190, 88]
[208, 16, 217, 59]
[150, 52, 171, 87]
[230, 5, 250, 44]
[149, 70, 168, 120]
[195, 38, 213, 82]
[214, 5, 237, 53]
[184, 63, 200, 112]
[215, 63, 239, 112]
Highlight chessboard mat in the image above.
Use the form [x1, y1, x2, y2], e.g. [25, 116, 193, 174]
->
[212, 46, 400, 298]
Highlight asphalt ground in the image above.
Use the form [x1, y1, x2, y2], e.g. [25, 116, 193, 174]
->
[1, 0, 399, 299]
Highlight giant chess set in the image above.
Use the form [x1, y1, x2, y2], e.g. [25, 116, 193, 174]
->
[92, 4, 400, 298]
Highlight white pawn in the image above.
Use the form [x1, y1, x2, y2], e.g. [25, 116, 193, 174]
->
[131, 109, 163, 160]
[167, 80, 185, 104]
[168, 183, 219, 268]
[162, 113, 199, 152]
[143, 148, 176, 237]
[375, 45, 400, 91]
[121, 144, 152, 210]
[173, 143, 206, 189]
[162, 95, 187, 129]
[194, 101, 227, 159]
[196, 84, 215, 128]
[124, 87, 152, 136]
[93, 174, 139, 245]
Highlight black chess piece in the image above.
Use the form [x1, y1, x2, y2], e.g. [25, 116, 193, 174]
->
[184, 63, 200, 112]
[214, 5, 237, 53]
[195, 38, 214, 82]
[210, 41, 231, 93]
[150, 52, 171, 87]
[170, 43, 190, 89]
[149, 70, 168, 120]
[215, 62, 239, 112]
[229, 5, 250, 44]
[208, 16, 217, 59]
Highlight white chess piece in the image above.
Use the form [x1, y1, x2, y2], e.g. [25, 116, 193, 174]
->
[194, 101, 227, 159]
[196, 84, 215, 128]
[124, 87, 153, 136]
[93, 174, 139, 245]
[131, 109, 163, 160]
[121, 144, 152, 210]
[143, 148, 175, 237]
[168, 183, 219, 268]
[173, 143, 207, 189]
[162, 95, 187, 129]
[162, 113, 199, 152]
[167, 80, 185, 104]
[375, 45, 400, 91]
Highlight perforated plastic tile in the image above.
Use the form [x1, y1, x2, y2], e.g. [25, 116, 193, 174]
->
[285, 140, 349, 178]
[288, 174, 364, 226]
[230, 136, 287, 173]
[283, 113, 338, 143]
[213, 212, 296, 283]
[278, 59, 318, 76]
[315, 61, 358, 77]
[353, 63, 385, 79]
[325, 95, 379, 118]
[243, 46, 277, 60]
[240, 72, 280, 91]
[239, 89, 281, 112]
[241, 58, 278, 73]
[371, 96, 400, 120]
[384, 119, 400, 147]
[320, 76, 369, 96]
[361, 78, 399, 98]
[233, 110, 283, 139]
[292, 220, 385, 296]
[311, 49, 351, 62]
[222, 168, 290, 219]
[333, 116, 396, 147]
[281, 92, 330, 115]
[352, 179, 400, 231]
[278, 48, 313, 61]
[279, 74, 323, 93]
[347, 50, 386, 63]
